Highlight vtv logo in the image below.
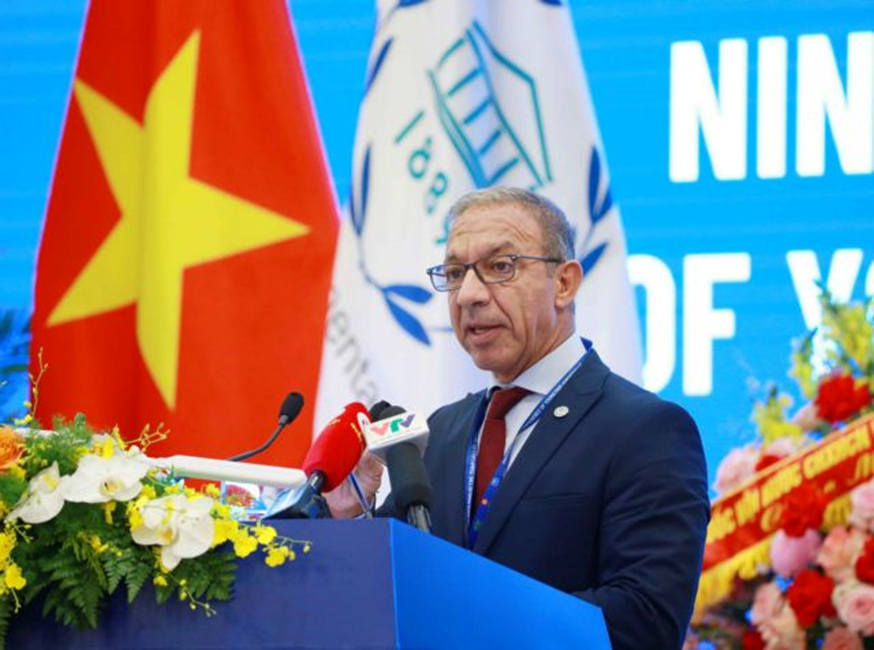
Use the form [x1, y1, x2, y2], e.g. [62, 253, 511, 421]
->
[669, 32, 873, 182]
[363, 411, 429, 460]
[368, 414, 417, 437]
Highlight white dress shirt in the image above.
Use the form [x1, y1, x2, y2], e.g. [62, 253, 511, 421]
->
[482, 334, 589, 468]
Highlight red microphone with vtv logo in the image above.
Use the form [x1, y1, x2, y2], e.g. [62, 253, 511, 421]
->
[265, 402, 370, 519]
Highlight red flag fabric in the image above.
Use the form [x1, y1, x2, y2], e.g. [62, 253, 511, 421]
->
[30, 1, 337, 467]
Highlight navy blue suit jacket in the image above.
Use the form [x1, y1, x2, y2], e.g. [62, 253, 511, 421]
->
[415, 350, 709, 650]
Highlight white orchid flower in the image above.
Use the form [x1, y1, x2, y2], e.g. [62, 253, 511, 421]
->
[64, 450, 149, 504]
[131, 495, 215, 570]
[8, 462, 69, 524]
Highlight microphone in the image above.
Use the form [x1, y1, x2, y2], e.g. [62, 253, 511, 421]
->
[362, 403, 429, 461]
[265, 402, 370, 519]
[369, 400, 392, 422]
[369, 405, 433, 533]
[227, 392, 304, 462]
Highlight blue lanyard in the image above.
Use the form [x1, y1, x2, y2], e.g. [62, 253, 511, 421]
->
[464, 347, 589, 549]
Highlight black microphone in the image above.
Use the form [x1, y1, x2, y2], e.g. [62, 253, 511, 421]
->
[227, 392, 304, 462]
[379, 404, 433, 533]
[369, 400, 392, 422]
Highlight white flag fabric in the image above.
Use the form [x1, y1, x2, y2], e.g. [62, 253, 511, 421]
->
[316, 0, 642, 428]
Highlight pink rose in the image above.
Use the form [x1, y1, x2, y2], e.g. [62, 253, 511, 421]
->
[822, 627, 863, 650]
[792, 402, 825, 433]
[771, 529, 822, 578]
[752, 583, 785, 625]
[758, 604, 805, 650]
[752, 583, 805, 650]
[764, 436, 805, 458]
[818, 526, 867, 583]
[850, 481, 874, 531]
[833, 580, 860, 609]
[835, 583, 874, 635]
[715, 445, 759, 494]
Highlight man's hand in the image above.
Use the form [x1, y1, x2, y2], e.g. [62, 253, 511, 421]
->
[324, 450, 384, 518]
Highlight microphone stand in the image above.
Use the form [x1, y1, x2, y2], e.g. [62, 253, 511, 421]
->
[407, 504, 431, 533]
[228, 414, 292, 462]
[227, 392, 304, 462]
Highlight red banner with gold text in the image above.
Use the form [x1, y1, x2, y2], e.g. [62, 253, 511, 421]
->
[697, 414, 874, 613]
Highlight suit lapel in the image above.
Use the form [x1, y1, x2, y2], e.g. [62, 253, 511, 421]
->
[471, 351, 610, 556]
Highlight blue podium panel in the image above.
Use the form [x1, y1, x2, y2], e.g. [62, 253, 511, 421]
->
[9, 519, 609, 649]
[391, 522, 611, 649]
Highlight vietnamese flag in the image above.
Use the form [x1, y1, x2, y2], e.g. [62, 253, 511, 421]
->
[30, 1, 337, 467]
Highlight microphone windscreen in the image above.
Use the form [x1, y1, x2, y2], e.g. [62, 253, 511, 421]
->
[302, 402, 369, 491]
[279, 392, 305, 423]
[386, 443, 433, 512]
[368, 400, 393, 421]
[375, 404, 405, 420]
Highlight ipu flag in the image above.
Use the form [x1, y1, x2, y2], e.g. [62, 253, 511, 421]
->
[317, 0, 641, 426]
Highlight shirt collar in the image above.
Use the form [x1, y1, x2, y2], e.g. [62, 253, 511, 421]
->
[491, 335, 588, 396]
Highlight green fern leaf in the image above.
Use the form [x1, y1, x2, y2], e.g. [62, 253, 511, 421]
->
[0, 597, 14, 650]
[125, 560, 151, 604]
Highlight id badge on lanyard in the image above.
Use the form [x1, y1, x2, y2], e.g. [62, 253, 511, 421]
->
[463, 347, 588, 549]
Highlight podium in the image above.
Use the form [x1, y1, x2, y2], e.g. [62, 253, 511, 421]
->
[10, 519, 610, 649]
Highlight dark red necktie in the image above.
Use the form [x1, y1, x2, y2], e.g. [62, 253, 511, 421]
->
[474, 386, 530, 510]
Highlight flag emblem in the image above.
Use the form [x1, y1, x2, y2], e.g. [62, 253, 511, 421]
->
[32, 2, 337, 465]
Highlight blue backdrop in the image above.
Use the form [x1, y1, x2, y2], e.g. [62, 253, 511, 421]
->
[2, 0, 873, 488]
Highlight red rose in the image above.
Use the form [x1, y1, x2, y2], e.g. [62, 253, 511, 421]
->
[742, 629, 766, 650]
[815, 374, 872, 424]
[781, 483, 827, 537]
[855, 537, 874, 584]
[786, 568, 836, 627]
[755, 453, 782, 473]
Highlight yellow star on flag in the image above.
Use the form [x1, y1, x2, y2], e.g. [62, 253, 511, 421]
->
[47, 31, 309, 409]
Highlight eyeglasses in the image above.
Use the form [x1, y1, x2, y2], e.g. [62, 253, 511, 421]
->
[425, 254, 563, 292]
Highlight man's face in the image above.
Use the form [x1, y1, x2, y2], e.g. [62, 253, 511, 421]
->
[445, 203, 568, 383]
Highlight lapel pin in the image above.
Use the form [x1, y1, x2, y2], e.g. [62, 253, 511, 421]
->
[553, 405, 569, 418]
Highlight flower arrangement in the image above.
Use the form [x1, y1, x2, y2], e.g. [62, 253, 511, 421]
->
[691, 290, 874, 649]
[0, 374, 311, 647]
[712, 289, 873, 499]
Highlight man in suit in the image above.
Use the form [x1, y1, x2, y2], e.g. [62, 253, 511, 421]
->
[330, 187, 709, 650]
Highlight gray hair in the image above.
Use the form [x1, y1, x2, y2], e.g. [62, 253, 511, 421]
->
[446, 187, 576, 261]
